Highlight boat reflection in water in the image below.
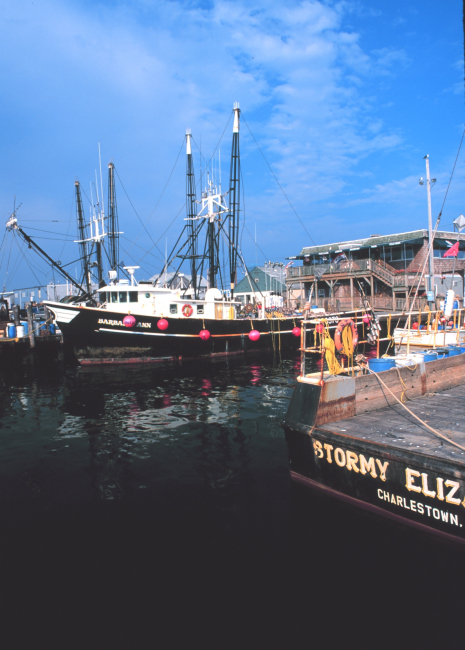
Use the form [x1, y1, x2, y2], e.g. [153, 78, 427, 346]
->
[1, 353, 465, 646]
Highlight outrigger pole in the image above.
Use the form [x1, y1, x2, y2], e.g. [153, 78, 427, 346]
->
[228, 102, 241, 297]
[107, 162, 120, 275]
[6, 216, 87, 296]
[186, 130, 198, 297]
[75, 181, 92, 296]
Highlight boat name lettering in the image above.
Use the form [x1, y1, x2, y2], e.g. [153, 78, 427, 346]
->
[313, 439, 388, 481]
[377, 490, 461, 528]
[405, 467, 465, 506]
[97, 318, 151, 328]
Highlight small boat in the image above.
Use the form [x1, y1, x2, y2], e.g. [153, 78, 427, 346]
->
[282, 316, 465, 544]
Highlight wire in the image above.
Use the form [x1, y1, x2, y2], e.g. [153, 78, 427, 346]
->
[241, 113, 316, 245]
[20, 226, 76, 237]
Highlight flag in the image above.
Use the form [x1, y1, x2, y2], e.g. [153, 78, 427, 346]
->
[443, 242, 460, 257]
[333, 253, 347, 264]
[284, 262, 294, 269]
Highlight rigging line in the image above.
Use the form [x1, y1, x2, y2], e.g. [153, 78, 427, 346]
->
[114, 167, 164, 259]
[20, 226, 77, 237]
[17, 220, 74, 223]
[118, 242, 153, 279]
[11, 233, 44, 289]
[191, 112, 233, 176]
[57, 195, 74, 266]
[28, 236, 80, 242]
[5, 237, 27, 288]
[120, 235, 165, 264]
[146, 114, 234, 262]
[241, 114, 316, 245]
[0, 230, 8, 271]
[436, 125, 465, 219]
[2, 233, 14, 291]
[116, 137, 185, 260]
[146, 137, 186, 223]
[243, 223, 268, 262]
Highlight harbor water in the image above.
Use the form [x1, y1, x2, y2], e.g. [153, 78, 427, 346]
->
[1, 353, 464, 645]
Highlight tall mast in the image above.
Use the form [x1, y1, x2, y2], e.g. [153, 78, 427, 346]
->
[186, 130, 198, 296]
[75, 181, 92, 295]
[228, 102, 241, 296]
[107, 162, 119, 274]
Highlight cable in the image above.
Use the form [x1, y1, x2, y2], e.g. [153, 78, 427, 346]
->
[242, 113, 316, 245]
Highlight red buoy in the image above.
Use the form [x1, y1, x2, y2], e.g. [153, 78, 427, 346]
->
[292, 327, 300, 337]
[412, 322, 419, 330]
[123, 314, 136, 328]
[315, 323, 324, 333]
[362, 315, 371, 324]
[157, 318, 169, 331]
[249, 330, 260, 341]
[199, 329, 210, 340]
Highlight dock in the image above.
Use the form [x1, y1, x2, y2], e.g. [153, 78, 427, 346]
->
[283, 314, 465, 543]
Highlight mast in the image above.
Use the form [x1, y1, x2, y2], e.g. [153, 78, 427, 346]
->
[228, 102, 241, 296]
[186, 130, 198, 296]
[75, 181, 92, 295]
[107, 162, 119, 275]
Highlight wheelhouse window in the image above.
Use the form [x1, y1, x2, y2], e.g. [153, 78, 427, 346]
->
[111, 292, 118, 303]
[196, 305, 204, 315]
[170, 304, 178, 314]
[99, 292, 106, 303]
[129, 292, 138, 303]
[119, 292, 127, 303]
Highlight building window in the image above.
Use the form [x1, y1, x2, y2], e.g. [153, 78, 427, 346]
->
[318, 289, 325, 298]
[254, 278, 259, 283]
[22, 293, 26, 298]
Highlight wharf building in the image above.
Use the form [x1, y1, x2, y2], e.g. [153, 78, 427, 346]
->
[234, 266, 286, 309]
[285, 230, 465, 312]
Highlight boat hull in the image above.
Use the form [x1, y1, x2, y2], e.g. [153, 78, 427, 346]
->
[282, 353, 465, 543]
[44, 301, 301, 363]
[284, 424, 465, 544]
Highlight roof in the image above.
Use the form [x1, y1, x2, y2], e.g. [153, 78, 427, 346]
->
[150, 271, 207, 289]
[288, 230, 465, 259]
[234, 266, 286, 294]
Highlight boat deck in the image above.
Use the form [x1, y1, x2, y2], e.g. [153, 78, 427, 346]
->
[319, 383, 465, 468]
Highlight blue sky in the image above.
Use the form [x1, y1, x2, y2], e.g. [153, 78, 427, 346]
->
[0, 0, 464, 290]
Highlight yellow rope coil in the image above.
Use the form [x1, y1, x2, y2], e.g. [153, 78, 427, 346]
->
[322, 320, 342, 375]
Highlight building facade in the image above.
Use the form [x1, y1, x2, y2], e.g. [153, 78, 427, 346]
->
[286, 230, 465, 312]
[234, 266, 286, 308]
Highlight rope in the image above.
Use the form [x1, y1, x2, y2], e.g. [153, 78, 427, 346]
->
[322, 320, 342, 375]
[363, 364, 465, 453]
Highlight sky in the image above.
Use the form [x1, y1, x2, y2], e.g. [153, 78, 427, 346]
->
[0, 0, 464, 291]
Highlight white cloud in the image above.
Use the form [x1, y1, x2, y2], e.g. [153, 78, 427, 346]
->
[0, 0, 419, 282]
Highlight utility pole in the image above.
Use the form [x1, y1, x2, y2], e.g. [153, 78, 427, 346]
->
[423, 155, 436, 309]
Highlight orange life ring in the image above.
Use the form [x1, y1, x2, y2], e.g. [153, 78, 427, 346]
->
[182, 304, 194, 318]
[334, 318, 358, 353]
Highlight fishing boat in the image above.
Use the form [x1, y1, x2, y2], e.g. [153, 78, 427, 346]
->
[40, 104, 306, 364]
[282, 315, 465, 544]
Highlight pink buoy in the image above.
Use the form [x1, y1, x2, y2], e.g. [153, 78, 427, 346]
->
[362, 315, 371, 324]
[123, 314, 136, 328]
[199, 329, 211, 340]
[315, 323, 324, 334]
[157, 318, 169, 331]
[292, 327, 301, 337]
[249, 329, 260, 341]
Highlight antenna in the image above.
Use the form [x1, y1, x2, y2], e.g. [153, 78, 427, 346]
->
[98, 142, 105, 217]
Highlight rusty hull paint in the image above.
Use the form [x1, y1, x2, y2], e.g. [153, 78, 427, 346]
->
[314, 376, 356, 426]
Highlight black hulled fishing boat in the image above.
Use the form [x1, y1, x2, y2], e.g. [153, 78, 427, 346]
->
[41, 104, 305, 364]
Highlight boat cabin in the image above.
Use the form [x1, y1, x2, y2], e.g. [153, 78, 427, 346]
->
[97, 280, 239, 320]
